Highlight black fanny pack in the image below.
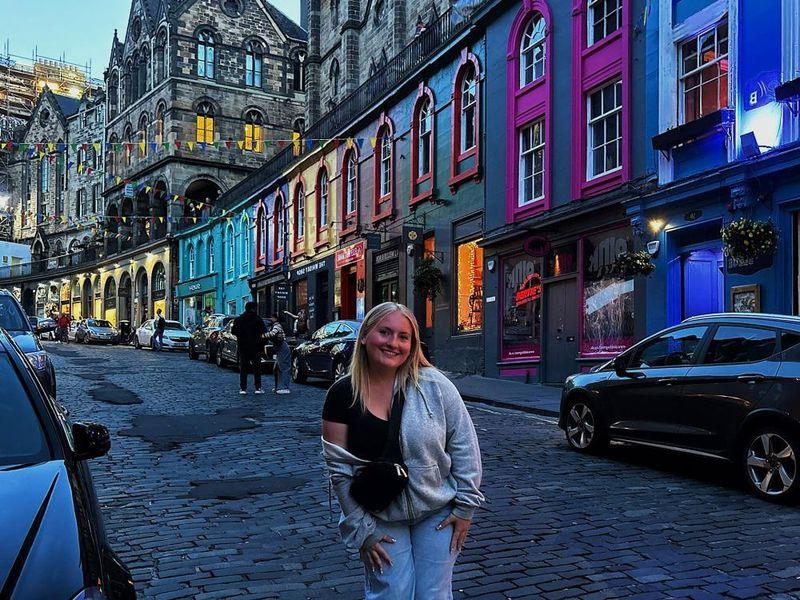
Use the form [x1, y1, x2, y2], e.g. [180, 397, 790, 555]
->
[350, 390, 409, 513]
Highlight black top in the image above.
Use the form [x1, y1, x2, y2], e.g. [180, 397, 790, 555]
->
[155, 316, 165, 332]
[323, 376, 403, 463]
[232, 311, 268, 353]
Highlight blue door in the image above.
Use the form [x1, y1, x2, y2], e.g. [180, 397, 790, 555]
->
[683, 248, 724, 319]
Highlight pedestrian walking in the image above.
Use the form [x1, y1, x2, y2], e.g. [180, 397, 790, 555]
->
[267, 313, 291, 394]
[322, 302, 483, 599]
[57, 312, 71, 343]
[232, 301, 268, 395]
[153, 309, 166, 351]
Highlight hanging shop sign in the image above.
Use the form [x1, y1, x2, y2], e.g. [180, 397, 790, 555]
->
[335, 241, 365, 269]
[403, 226, 423, 245]
[743, 71, 781, 111]
[365, 233, 382, 250]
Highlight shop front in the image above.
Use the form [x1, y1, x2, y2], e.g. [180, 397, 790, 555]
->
[251, 269, 290, 320]
[176, 273, 218, 330]
[60, 282, 71, 314]
[335, 240, 366, 320]
[288, 255, 335, 334]
[373, 245, 401, 306]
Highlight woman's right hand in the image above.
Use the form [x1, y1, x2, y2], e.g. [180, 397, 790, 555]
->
[359, 535, 395, 573]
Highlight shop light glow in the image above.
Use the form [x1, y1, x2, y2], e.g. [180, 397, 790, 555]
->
[648, 219, 665, 233]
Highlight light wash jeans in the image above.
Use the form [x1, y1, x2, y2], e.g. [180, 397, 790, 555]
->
[364, 505, 457, 600]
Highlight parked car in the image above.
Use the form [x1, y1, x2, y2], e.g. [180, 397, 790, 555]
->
[291, 320, 362, 383]
[0, 290, 56, 397]
[188, 314, 234, 362]
[215, 318, 299, 370]
[35, 316, 57, 340]
[559, 313, 800, 502]
[77, 319, 120, 345]
[134, 320, 191, 351]
[67, 318, 82, 342]
[0, 327, 136, 599]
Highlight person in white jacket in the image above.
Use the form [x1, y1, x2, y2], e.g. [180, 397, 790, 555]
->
[322, 302, 483, 599]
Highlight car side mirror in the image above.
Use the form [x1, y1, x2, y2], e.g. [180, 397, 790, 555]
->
[72, 422, 111, 460]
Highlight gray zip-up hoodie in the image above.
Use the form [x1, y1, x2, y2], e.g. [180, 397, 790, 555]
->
[322, 367, 484, 553]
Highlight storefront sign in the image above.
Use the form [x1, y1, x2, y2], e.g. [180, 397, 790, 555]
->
[292, 258, 328, 279]
[684, 209, 702, 222]
[261, 271, 289, 287]
[176, 273, 217, 298]
[375, 248, 399, 264]
[744, 71, 780, 111]
[403, 226, 423, 244]
[335, 241, 365, 269]
[124, 183, 135, 198]
[726, 253, 773, 275]
[275, 283, 289, 301]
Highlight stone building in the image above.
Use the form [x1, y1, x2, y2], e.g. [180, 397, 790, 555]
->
[1, 0, 307, 322]
[305, 0, 450, 122]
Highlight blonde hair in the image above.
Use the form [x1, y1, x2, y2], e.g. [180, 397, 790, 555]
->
[349, 302, 432, 411]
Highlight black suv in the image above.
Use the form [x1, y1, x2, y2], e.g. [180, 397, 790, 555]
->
[559, 313, 800, 502]
[188, 314, 234, 362]
[0, 327, 135, 598]
[0, 289, 56, 396]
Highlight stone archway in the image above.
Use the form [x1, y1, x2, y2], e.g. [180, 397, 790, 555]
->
[118, 272, 132, 323]
[179, 178, 221, 231]
[104, 277, 118, 325]
[105, 204, 119, 255]
[135, 267, 149, 326]
[82, 279, 92, 318]
[151, 180, 168, 239]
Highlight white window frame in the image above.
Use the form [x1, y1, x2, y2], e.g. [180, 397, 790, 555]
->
[296, 188, 305, 240]
[678, 19, 728, 125]
[417, 99, 432, 177]
[188, 245, 196, 278]
[241, 219, 249, 272]
[587, 80, 623, 180]
[227, 226, 235, 273]
[588, 0, 622, 46]
[519, 120, 545, 206]
[380, 135, 392, 197]
[520, 14, 546, 87]
[319, 172, 329, 230]
[208, 238, 215, 272]
[345, 155, 357, 215]
[460, 71, 477, 153]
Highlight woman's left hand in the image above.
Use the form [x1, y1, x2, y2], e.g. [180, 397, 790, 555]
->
[436, 513, 472, 553]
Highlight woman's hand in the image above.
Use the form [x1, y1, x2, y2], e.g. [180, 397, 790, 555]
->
[437, 513, 472, 553]
[359, 535, 395, 573]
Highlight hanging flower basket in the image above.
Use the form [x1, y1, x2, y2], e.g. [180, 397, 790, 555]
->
[413, 256, 444, 300]
[610, 250, 655, 278]
[721, 218, 779, 260]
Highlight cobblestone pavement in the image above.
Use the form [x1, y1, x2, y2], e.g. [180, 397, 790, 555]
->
[49, 342, 800, 600]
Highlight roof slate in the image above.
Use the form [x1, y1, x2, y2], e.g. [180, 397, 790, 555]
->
[52, 94, 82, 117]
[263, 2, 306, 41]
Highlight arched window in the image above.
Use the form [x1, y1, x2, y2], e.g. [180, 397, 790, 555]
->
[294, 183, 305, 248]
[155, 31, 167, 82]
[196, 101, 214, 143]
[138, 113, 149, 159]
[77, 146, 87, 166]
[451, 52, 481, 189]
[410, 88, 435, 204]
[108, 133, 118, 177]
[108, 71, 119, 119]
[373, 117, 394, 220]
[272, 193, 285, 264]
[341, 149, 358, 233]
[520, 14, 546, 87]
[460, 68, 477, 153]
[153, 264, 166, 295]
[155, 103, 165, 146]
[208, 237, 215, 272]
[293, 118, 305, 135]
[196, 239, 205, 275]
[125, 60, 134, 106]
[226, 225, 235, 274]
[293, 51, 306, 91]
[245, 41, 263, 88]
[140, 47, 150, 94]
[256, 206, 266, 266]
[131, 52, 140, 100]
[188, 244, 196, 278]
[329, 59, 340, 103]
[124, 124, 133, 167]
[197, 29, 215, 79]
[244, 110, 263, 152]
[316, 168, 329, 242]
[241, 217, 250, 273]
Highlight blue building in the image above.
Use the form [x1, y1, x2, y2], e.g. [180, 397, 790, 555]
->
[175, 202, 255, 328]
[632, 0, 800, 332]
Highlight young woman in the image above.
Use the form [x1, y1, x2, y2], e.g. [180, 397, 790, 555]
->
[322, 302, 483, 599]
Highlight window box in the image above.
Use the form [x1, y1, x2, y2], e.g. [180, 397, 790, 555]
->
[652, 108, 733, 152]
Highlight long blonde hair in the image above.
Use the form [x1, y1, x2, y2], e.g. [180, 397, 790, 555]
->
[349, 302, 432, 411]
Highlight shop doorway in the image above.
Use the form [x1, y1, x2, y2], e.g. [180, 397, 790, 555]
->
[317, 271, 329, 328]
[341, 267, 357, 320]
[543, 279, 578, 385]
[668, 246, 724, 323]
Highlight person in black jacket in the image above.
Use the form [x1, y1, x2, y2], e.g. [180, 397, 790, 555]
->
[232, 301, 267, 395]
[154, 309, 166, 351]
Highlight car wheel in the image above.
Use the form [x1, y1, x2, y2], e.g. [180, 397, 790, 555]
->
[188, 343, 198, 360]
[742, 427, 800, 503]
[292, 355, 307, 383]
[564, 398, 606, 453]
[334, 360, 347, 380]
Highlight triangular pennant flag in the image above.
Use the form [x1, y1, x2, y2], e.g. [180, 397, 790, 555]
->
[277, 140, 285, 149]
[237, 141, 245, 151]
[94, 143, 101, 154]
[48, 143, 55, 152]
[175, 141, 182, 150]
[67, 161, 74, 170]
[225, 140, 233, 149]
[139, 142, 146, 155]
[162, 142, 170, 151]
[150, 142, 158, 152]
[199, 142, 207, 151]
[116, 176, 122, 185]
[159, 217, 165, 224]
[187, 141, 195, 151]
[114, 143, 123, 152]
[292, 132, 301, 156]
[145, 186, 151, 193]
[369, 137, 378, 148]
[346, 138, 354, 148]
[306, 139, 315, 151]
[355, 138, 365, 149]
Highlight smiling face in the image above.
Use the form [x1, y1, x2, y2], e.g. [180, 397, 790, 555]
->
[362, 310, 413, 373]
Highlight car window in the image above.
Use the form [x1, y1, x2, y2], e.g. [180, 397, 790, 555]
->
[702, 326, 777, 365]
[0, 354, 52, 467]
[335, 323, 353, 337]
[89, 320, 112, 328]
[781, 332, 800, 352]
[0, 296, 29, 332]
[165, 322, 186, 331]
[628, 326, 708, 369]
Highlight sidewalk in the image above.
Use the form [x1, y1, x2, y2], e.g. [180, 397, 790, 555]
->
[445, 372, 561, 417]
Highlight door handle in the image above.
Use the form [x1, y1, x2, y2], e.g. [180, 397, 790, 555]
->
[737, 374, 766, 383]
[657, 377, 679, 385]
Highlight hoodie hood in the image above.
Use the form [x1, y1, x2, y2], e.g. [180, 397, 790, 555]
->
[0, 461, 86, 599]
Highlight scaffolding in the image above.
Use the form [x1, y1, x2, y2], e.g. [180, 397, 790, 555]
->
[0, 40, 102, 241]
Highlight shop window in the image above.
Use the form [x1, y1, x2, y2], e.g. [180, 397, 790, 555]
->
[502, 255, 542, 360]
[294, 279, 308, 317]
[581, 229, 634, 355]
[679, 19, 728, 124]
[588, 0, 622, 46]
[545, 243, 578, 277]
[424, 235, 435, 329]
[587, 80, 622, 179]
[455, 239, 484, 333]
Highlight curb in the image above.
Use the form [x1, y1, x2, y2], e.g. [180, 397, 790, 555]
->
[460, 394, 559, 418]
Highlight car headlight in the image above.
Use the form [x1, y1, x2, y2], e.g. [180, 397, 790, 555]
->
[26, 351, 48, 371]
[72, 587, 108, 600]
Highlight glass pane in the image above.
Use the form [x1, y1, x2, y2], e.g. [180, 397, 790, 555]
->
[703, 326, 776, 364]
[590, 91, 602, 119]
[629, 326, 708, 368]
[502, 256, 542, 359]
[0, 355, 51, 466]
[455, 240, 484, 333]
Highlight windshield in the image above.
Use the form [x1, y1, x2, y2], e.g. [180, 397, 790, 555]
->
[165, 322, 186, 331]
[0, 354, 52, 467]
[88, 319, 112, 328]
[0, 296, 30, 332]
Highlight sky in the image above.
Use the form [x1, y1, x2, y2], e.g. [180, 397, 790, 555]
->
[0, 0, 301, 80]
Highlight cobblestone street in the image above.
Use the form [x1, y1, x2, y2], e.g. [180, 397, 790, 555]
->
[50, 342, 800, 600]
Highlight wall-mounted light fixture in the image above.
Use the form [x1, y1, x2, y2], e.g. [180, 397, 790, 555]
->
[648, 219, 665, 234]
